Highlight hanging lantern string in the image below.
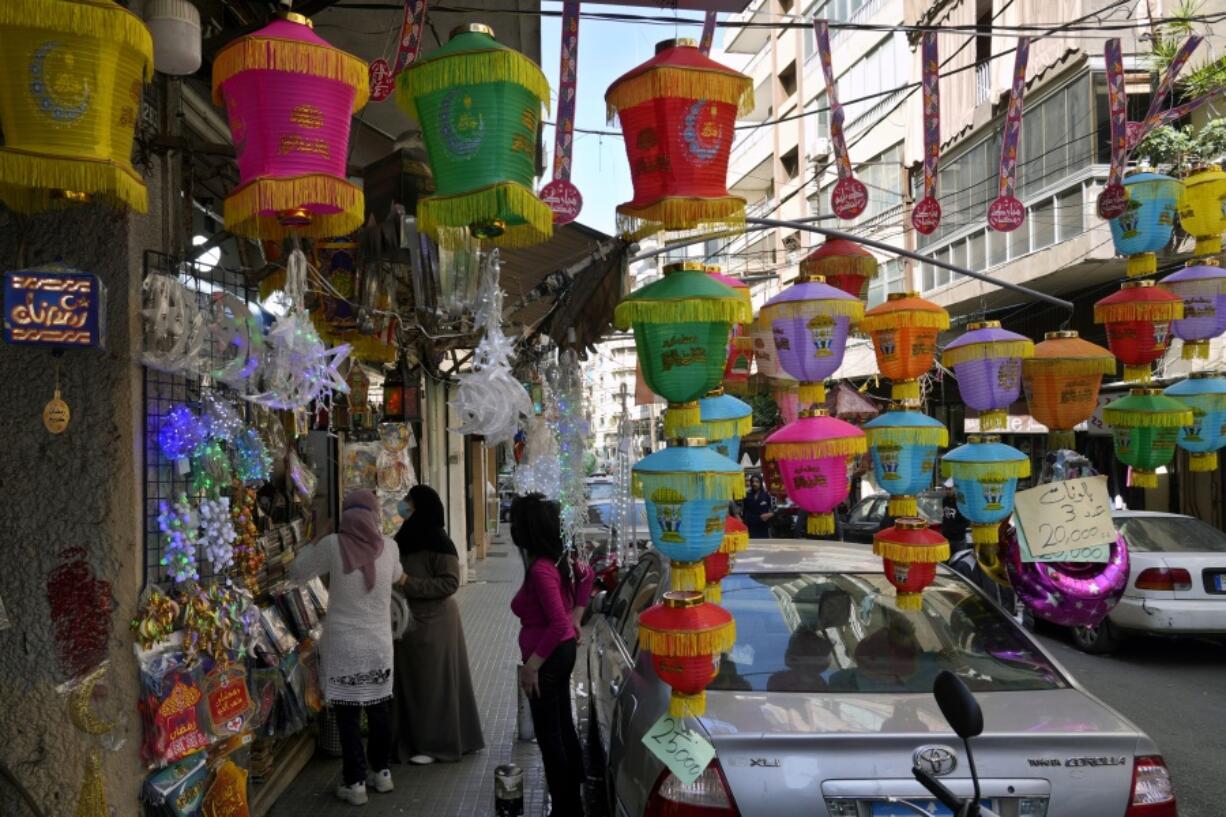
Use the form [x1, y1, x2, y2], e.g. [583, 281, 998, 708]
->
[285, 244, 309, 314]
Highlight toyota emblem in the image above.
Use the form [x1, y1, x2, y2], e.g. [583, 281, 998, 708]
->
[913, 745, 958, 777]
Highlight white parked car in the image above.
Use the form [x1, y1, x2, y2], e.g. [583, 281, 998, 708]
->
[1071, 510, 1226, 653]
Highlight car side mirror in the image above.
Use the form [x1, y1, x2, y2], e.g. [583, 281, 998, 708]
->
[933, 670, 983, 740]
[592, 589, 609, 615]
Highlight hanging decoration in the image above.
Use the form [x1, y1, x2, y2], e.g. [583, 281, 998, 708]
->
[863, 410, 947, 518]
[145, 0, 203, 77]
[141, 274, 205, 377]
[1107, 171, 1183, 278]
[702, 550, 731, 604]
[1022, 331, 1115, 449]
[749, 311, 798, 423]
[212, 12, 369, 239]
[721, 515, 748, 556]
[1164, 373, 1226, 472]
[1130, 35, 1203, 149]
[198, 497, 237, 574]
[200, 391, 244, 445]
[158, 496, 198, 584]
[190, 439, 232, 498]
[230, 486, 263, 593]
[760, 272, 864, 410]
[1178, 164, 1226, 260]
[205, 293, 265, 390]
[685, 388, 753, 461]
[638, 590, 735, 718]
[398, 24, 552, 247]
[605, 38, 753, 238]
[4, 265, 107, 349]
[765, 409, 866, 537]
[913, 32, 942, 234]
[514, 411, 561, 498]
[233, 428, 273, 485]
[1097, 38, 1129, 219]
[799, 241, 879, 302]
[698, 10, 717, 55]
[874, 519, 949, 611]
[0, 0, 154, 214]
[159, 404, 206, 473]
[942, 321, 1033, 432]
[1103, 388, 1192, 489]
[986, 36, 1030, 233]
[860, 292, 949, 401]
[1094, 280, 1182, 383]
[539, 0, 583, 225]
[1162, 261, 1226, 360]
[369, 0, 428, 101]
[814, 20, 867, 219]
[707, 267, 753, 391]
[551, 350, 591, 543]
[941, 435, 1030, 584]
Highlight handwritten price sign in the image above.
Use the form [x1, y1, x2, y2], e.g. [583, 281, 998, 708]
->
[643, 713, 716, 786]
[1013, 476, 1114, 562]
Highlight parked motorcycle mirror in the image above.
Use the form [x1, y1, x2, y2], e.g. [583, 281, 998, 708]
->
[591, 589, 610, 615]
[934, 670, 983, 740]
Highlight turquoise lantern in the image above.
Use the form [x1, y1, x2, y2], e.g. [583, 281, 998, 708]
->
[679, 387, 753, 461]
[1109, 171, 1183, 278]
[1164, 373, 1226, 473]
[863, 410, 948, 518]
[941, 435, 1031, 586]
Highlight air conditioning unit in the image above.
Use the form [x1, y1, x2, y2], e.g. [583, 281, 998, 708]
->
[809, 137, 831, 162]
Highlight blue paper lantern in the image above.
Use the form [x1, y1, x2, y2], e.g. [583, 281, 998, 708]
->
[684, 389, 753, 461]
[863, 410, 948, 518]
[1109, 171, 1183, 278]
[1164, 373, 1226, 472]
[940, 435, 1030, 548]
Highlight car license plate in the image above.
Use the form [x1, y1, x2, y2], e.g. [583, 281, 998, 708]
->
[871, 800, 995, 817]
[1215, 574, 1226, 593]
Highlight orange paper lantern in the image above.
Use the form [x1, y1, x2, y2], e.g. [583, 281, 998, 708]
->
[1023, 330, 1116, 449]
[860, 292, 950, 401]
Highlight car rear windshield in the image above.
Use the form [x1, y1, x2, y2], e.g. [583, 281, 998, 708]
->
[1114, 515, 1226, 553]
[709, 573, 1067, 694]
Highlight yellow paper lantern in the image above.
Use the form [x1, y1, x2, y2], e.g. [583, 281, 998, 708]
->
[0, 0, 154, 214]
[1178, 164, 1226, 259]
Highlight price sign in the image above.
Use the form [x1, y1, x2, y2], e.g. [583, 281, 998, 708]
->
[642, 713, 716, 786]
[1013, 476, 1115, 562]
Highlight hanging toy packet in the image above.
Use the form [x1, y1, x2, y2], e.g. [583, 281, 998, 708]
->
[138, 641, 213, 767]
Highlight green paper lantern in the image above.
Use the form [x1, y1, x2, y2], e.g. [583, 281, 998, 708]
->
[397, 24, 552, 248]
[1102, 388, 1193, 489]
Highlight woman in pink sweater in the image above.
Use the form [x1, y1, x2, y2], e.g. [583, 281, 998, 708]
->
[509, 494, 594, 817]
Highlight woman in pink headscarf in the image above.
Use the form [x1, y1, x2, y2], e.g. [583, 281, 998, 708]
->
[291, 490, 404, 806]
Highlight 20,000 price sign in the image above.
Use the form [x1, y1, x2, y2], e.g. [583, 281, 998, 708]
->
[1013, 475, 1116, 562]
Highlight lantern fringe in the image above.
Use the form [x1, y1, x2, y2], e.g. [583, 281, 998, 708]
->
[1024, 357, 1117, 377]
[761, 299, 865, 324]
[798, 382, 826, 406]
[606, 68, 754, 122]
[639, 619, 736, 657]
[224, 174, 364, 240]
[971, 524, 1000, 545]
[866, 426, 949, 448]
[0, 149, 148, 214]
[806, 513, 835, 536]
[693, 414, 753, 441]
[1193, 236, 1223, 257]
[1122, 364, 1154, 384]
[616, 197, 747, 243]
[873, 539, 950, 563]
[669, 691, 707, 719]
[1127, 252, 1157, 278]
[704, 583, 722, 604]
[396, 48, 551, 115]
[940, 459, 1031, 481]
[1049, 429, 1076, 449]
[892, 380, 921, 401]
[213, 35, 370, 110]
[720, 529, 748, 554]
[663, 403, 702, 439]
[802, 254, 878, 278]
[1102, 408, 1193, 428]
[669, 561, 707, 592]
[1182, 340, 1210, 360]
[1190, 451, 1218, 471]
[614, 290, 752, 330]
[0, 0, 153, 76]
[942, 340, 1035, 367]
[633, 472, 746, 500]
[766, 437, 868, 462]
[978, 409, 1007, 431]
[895, 592, 924, 612]
[1093, 302, 1184, 323]
[888, 496, 918, 517]
[859, 310, 950, 334]
[418, 182, 554, 249]
[1131, 469, 1158, 489]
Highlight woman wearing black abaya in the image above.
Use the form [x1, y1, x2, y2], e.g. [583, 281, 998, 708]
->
[391, 485, 484, 764]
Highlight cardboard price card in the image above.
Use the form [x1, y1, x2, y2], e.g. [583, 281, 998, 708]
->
[642, 713, 716, 787]
[1013, 475, 1115, 562]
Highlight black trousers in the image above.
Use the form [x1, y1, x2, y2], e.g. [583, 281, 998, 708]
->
[527, 639, 585, 817]
[335, 700, 393, 786]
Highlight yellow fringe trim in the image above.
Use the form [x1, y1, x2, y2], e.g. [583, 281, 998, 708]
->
[874, 538, 949, 563]
[1122, 364, 1154, 384]
[418, 182, 553, 249]
[860, 310, 950, 334]
[942, 339, 1034, 368]
[801, 253, 878, 278]
[213, 36, 369, 111]
[895, 592, 924, 612]
[1103, 409, 1193, 428]
[397, 48, 551, 116]
[971, 524, 1000, 545]
[766, 436, 867, 461]
[1094, 302, 1184, 323]
[1131, 469, 1159, 489]
[0, 0, 153, 77]
[892, 380, 921, 401]
[1190, 452, 1218, 472]
[0, 149, 148, 214]
[761, 299, 865, 324]
[974, 542, 1012, 588]
[720, 529, 748, 554]
[639, 618, 736, 657]
[1193, 236, 1223, 257]
[866, 426, 949, 448]
[616, 197, 746, 242]
[224, 174, 364, 240]
[940, 459, 1030, 480]
[606, 66, 753, 121]
[615, 295, 750, 330]
[979, 409, 1007, 431]
[704, 582, 722, 604]
[1182, 340, 1210, 360]
[670, 561, 707, 592]
[669, 691, 707, 719]
[633, 472, 746, 500]
[1049, 430, 1077, 449]
[807, 513, 835, 536]
[1127, 252, 1157, 278]
[888, 496, 917, 517]
[691, 414, 753, 441]
[1023, 357, 1117, 377]
[663, 403, 702, 439]
[798, 382, 827, 406]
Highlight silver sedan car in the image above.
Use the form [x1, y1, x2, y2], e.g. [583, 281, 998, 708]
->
[587, 541, 1178, 817]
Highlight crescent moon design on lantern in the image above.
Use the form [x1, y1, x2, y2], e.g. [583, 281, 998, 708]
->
[29, 41, 91, 124]
[683, 99, 722, 164]
[439, 90, 484, 159]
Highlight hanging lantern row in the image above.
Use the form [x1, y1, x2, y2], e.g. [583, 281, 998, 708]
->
[1108, 171, 1182, 278]
[1093, 280, 1183, 384]
[764, 409, 866, 537]
[864, 409, 948, 518]
[942, 321, 1033, 432]
[1161, 260, 1226, 360]
[1164, 373, 1226, 472]
[1103, 388, 1193, 489]
[798, 239, 879, 301]
[861, 292, 950, 401]
[638, 590, 735, 717]
[941, 435, 1030, 590]
[1022, 331, 1115, 449]
[1177, 164, 1226, 260]
[873, 519, 949, 611]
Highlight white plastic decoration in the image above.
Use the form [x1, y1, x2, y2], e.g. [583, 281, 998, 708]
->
[514, 410, 562, 498]
[198, 496, 237, 574]
[142, 274, 205, 376]
[201, 390, 244, 443]
[206, 292, 265, 390]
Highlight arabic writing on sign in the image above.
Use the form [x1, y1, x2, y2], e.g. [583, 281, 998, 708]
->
[1013, 475, 1115, 561]
[643, 713, 716, 786]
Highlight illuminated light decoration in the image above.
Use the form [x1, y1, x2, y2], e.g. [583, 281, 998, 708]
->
[613, 261, 750, 438]
[233, 428, 273, 485]
[860, 292, 950, 401]
[941, 435, 1030, 585]
[191, 439, 232, 498]
[1164, 373, 1226, 472]
[707, 267, 753, 392]
[1093, 280, 1183, 383]
[198, 496, 237, 574]
[863, 409, 948, 518]
[675, 387, 753, 461]
[200, 390, 244, 444]
[158, 495, 198, 584]
[720, 515, 748, 555]
[1177, 164, 1226, 259]
[638, 590, 735, 718]
[798, 239, 879, 300]
[702, 550, 732, 603]
[1161, 261, 1226, 360]
[605, 38, 753, 239]
[632, 438, 744, 591]
[941, 321, 1033, 432]
[0, 0, 153, 214]
[873, 518, 950, 611]
[1107, 170, 1183, 278]
[231, 486, 264, 593]
[397, 24, 552, 248]
[245, 311, 351, 410]
[4, 265, 107, 349]
[765, 409, 866, 537]
[760, 273, 865, 411]
[212, 12, 368, 239]
[159, 404, 206, 470]
[1022, 330, 1116, 449]
[205, 292, 265, 389]
[1102, 388, 1193, 489]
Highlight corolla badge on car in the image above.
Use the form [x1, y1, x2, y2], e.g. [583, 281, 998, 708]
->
[912, 745, 958, 777]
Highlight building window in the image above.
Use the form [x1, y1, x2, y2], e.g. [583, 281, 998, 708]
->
[1058, 186, 1084, 240]
[988, 228, 1007, 267]
[781, 146, 801, 180]
[841, 33, 908, 127]
[1032, 197, 1056, 251]
[1008, 215, 1030, 259]
[779, 61, 798, 100]
[967, 230, 986, 271]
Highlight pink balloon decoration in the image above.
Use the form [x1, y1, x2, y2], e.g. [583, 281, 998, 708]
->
[1000, 525, 1129, 627]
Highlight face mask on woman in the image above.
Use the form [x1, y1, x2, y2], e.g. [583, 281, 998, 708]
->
[398, 500, 413, 520]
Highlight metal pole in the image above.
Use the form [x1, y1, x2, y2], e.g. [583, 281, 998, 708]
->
[745, 216, 1075, 313]
[628, 214, 839, 264]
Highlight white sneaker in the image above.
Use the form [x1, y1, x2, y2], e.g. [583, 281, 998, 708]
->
[336, 782, 368, 805]
[367, 769, 394, 793]
[409, 754, 435, 766]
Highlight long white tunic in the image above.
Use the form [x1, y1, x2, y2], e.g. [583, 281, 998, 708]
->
[289, 534, 403, 705]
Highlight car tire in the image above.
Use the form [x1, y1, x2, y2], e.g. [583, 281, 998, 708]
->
[1071, 619, 1122, 654]
[586, 697, 610, 815]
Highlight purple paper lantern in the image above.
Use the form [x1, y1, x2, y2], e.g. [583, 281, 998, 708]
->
[941, 321, 1034, 432]
[1160, 261, 1226, 361]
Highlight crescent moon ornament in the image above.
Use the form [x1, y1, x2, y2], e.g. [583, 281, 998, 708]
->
[683, 99, 722, 163]
[30, 41, 90, 124]
[439, 90, 484, 159]
[67, 664, 116, 736]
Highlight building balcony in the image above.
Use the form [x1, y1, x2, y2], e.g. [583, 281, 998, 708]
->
[724, 0, 771, 55]
[975, 61, 992, 107]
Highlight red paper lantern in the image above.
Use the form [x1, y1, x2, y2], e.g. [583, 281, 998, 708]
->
[708, 267, 754, 391]
[703, 550, 732, 603]
[1093, 280, 1184, 383]
[606, 39, 753, 239]
[799, 239, 880, 300]
[721, 515, 748, 555]
[638, 590, 736, 717]
[873, 518, 950, 611]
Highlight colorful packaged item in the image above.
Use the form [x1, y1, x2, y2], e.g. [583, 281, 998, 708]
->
[141, 751, 208, 817]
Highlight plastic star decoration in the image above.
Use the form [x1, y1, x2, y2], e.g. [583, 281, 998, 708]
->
[246, 310, 351, 410]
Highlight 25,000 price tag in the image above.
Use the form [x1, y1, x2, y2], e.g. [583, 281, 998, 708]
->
[643, 713, 716, 786]
[1013, 475, 1115, 562]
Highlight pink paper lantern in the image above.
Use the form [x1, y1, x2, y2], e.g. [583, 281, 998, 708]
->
[765, 410, 866, 537]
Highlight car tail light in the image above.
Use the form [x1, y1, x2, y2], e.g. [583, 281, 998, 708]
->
[644, 761, 740, 816]
[1135, 568, 1193, 591]
[1126, 756, 1178, 817]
